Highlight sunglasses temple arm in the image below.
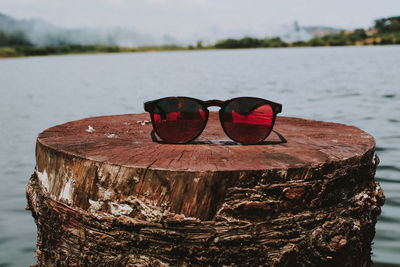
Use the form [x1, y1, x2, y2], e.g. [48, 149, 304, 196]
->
[276, 104, 282, 113]
[150, 130, 166, 144]
[272, 130, 287, 143]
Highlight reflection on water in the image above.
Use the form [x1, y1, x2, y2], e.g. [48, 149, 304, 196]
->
[0, 46, 399, 266]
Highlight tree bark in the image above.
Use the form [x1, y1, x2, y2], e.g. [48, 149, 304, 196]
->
[26, 113, 384, 266]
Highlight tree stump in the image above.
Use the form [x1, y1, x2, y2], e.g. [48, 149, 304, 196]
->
[26, 112, 384, 266]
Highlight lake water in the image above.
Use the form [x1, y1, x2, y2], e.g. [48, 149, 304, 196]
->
[0, 46, 399, 266]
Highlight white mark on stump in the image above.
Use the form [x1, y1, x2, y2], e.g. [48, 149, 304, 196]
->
[107, 133, 118, 139]
[97, 186, 116, 200]
[353, 220, 361, 230]
[278, 170, 287, 178]
[86, 125, 95, 133]
[132, 176, 140, 183]
[89, 199, 104, 212]
[109, 201, 133, 216]
[36, 169, 50, 192]
[104, 189, 114, 199]
[59, 179, 74, 205]
[376, 184, 381, 193]
[126, 197, 163, 222]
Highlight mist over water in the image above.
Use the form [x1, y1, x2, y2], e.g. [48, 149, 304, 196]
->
[0, 12, 181, 46]
[0, 45, 399, 266]
[0, 12, 328, 47]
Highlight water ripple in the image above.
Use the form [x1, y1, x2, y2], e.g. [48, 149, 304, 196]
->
[384, 197, 400, 206]
[376, 177, 400, 184]
[375, 146, 395, 152]
[0, 237, 13, 245]
[373, 261, 400, 267]
[382, 94, 397, 98]
[20, 247, 35, 253]
[377, 215, 400, 224]
[378, 165, 400, 172]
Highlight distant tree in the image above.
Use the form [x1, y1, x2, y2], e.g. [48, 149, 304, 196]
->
[215, 36, 288, 49]
[293, 21, 300, 32]
[374, 18, 388, 33]
[239, 37, 263, 48]
[196, 40, 203, 49]
[215, 38, 241, 49]
[0, 31, 8, 46]
[292, 41, 308, 47]
[350, 29, 367, 41]
[380, 34, 396, 45]
[9, 32, 32, 46]
[309, 37, 326, 46]
[374, 16, 400, 33]
[390, 17, 400, 32]
[0, 30, 32, 46]
[322, 32, 350, 46]
[263, 37, 287, 48]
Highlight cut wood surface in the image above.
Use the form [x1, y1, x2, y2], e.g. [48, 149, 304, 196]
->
[26, 112, 385, 266]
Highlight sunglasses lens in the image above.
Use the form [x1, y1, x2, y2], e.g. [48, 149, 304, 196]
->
[221, 99, 274, 144]
[152, 97, 207, 143]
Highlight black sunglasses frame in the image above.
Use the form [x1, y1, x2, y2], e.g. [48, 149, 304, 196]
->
[144, 96, 282, 144]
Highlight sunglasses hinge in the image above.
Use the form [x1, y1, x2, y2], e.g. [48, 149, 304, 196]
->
[144, 101, 153, 112]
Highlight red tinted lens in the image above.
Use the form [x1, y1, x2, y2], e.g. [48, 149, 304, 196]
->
[152, 98, 207, 143]
[221, 99, 274, 144]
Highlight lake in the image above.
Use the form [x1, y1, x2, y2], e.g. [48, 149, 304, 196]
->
[0, 46, 399, 266]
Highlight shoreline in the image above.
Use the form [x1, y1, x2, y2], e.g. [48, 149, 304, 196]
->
[1, 43, 400, 59]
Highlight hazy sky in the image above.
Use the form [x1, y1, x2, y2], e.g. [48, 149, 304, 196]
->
[2, 0, 400, 42]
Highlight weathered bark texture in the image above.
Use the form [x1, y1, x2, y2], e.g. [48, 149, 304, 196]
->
[26, 113, 384, 266]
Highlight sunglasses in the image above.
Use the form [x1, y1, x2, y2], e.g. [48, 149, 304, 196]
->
[144, 96, 283, 144]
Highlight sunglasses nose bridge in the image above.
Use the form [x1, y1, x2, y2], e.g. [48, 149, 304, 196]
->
[204, 100, 224, 108]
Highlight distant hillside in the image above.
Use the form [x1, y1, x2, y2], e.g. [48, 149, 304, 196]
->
[1, 12, 348, 48]
[1, 13, 399, 57]
[0, 12, 177, 47]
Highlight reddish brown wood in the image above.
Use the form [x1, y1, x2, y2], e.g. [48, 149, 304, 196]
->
[26, 113, 384, 266]
[36, 113, 376, 172]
